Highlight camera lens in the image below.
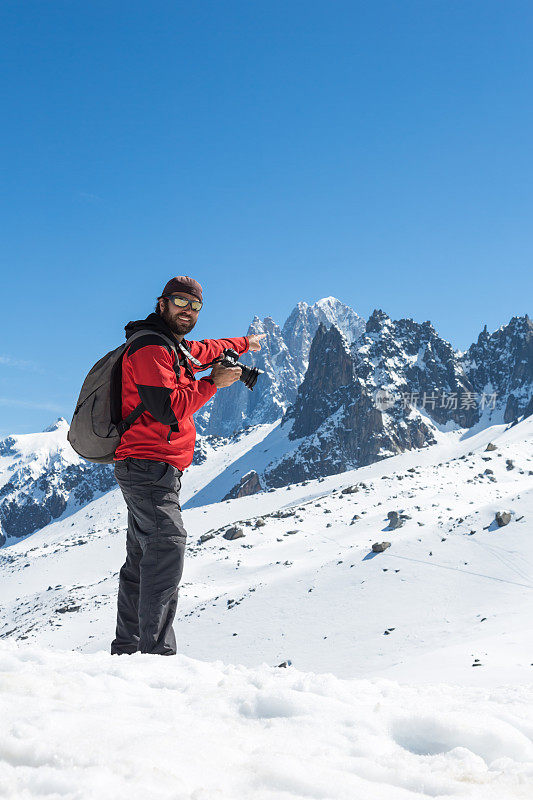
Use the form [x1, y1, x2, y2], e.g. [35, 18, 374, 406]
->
[239, 364, 260, 390]
[219, 349, 263, 390]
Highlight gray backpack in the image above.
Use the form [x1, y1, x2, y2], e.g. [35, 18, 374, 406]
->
[67, 330, 178, 464]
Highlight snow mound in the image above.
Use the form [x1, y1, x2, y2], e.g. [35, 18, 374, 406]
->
[1, 639, 532, 800]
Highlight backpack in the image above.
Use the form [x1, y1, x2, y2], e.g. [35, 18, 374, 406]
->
[67, 329, 179, 464]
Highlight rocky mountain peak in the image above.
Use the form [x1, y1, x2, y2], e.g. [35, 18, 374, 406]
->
[263, 308, 532, 489]
[421, 320, 437, 335]
[366, 309, 391, 334]
[287, 323, 354, 440]
[198, 312, 300, 436]
[282, 296, 365, 365]
[461, 313, 532, 422]
[476, 324, 490, 345]
[197, 296, 365, 437]
[306, 323, 353, 387]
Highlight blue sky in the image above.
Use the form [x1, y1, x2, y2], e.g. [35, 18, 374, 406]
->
[1, 1, 532, 435]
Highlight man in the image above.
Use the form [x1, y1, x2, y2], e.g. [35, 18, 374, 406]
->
[111, 275, 265, 656]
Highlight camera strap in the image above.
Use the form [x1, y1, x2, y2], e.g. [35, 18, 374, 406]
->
[176, 340, 222, 373]
[176, 340, 203, 367]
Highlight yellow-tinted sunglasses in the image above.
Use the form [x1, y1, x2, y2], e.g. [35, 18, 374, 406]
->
[165, 294, 203, 312]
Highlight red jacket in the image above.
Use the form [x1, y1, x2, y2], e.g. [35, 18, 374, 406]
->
[114, 313, 249, 470]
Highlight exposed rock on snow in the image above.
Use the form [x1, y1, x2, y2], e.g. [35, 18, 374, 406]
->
[223, 525, 245, 540]
[386, 511, 403, 530]
[372, 541, 391, 553]
[495, 511, 512, 527]
[223, 470, 262, 501]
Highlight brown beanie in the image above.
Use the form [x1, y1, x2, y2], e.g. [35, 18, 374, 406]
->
[160, 276, 203, 302]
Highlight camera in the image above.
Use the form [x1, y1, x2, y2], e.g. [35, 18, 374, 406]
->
[219, 348, 263, 390]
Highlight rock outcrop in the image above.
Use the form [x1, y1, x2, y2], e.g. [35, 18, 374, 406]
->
[223, 470, 262, 501]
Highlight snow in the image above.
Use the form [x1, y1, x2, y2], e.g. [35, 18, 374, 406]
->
[2, 416, 532, 678]
[1, 638, 532, 800]
[1, 419, 74, 463]
[0, 420, 114, 546]
[183, 421, 283, 506]
[0, 418, 79, 495]
[43, 416, 69, 433]
[1, 415, 532, 798]
[312, 296, 366, 344]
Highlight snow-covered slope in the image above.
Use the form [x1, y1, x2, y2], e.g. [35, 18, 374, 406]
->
[2, 414, 531, 689]
[1, 414, 532, 799]
[0, 418, 115, 546]
[3, 306, 528, 546]
[183, 421, 282, 505]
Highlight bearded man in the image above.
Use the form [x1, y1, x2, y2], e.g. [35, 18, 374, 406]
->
[111, 275, 265, 656]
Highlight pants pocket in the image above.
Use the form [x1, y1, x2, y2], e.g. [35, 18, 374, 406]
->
[153, 489, 187, 538]
[126, 459, 169, 486]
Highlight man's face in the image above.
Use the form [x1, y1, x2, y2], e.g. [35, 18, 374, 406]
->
[159, 292, 200, 336]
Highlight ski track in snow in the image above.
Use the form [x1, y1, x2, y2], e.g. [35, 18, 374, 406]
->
[0, 416, 532, 798]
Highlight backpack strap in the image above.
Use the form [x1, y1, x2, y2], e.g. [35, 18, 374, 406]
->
[116, 403, 146, 437]
[125, 328, 179, 359]
[175, 340, 195, 380]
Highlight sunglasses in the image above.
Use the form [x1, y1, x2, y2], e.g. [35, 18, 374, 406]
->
[165, 294, 203, 312]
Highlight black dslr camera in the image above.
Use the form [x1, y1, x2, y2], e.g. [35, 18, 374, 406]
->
[219, 348, 263, 390]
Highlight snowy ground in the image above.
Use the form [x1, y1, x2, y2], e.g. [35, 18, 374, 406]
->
[1, 415, 532, 798]
[1, 639, 532, 800]
[2, 414, 531, 684]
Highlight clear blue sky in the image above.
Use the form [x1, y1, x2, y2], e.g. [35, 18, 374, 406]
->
[1, 1, 531, 435]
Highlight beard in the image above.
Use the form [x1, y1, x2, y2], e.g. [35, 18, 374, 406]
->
[160, 302, 197, 335]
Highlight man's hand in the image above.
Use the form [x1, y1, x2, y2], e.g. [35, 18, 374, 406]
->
[209, 362, 242, 389]
[248, 333, 267, 352]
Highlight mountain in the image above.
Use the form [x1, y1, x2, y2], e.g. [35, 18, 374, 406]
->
[196, 296, 365, 436]
[460, 314, 533, 423]
[281, 296, 366, 375]
[263, 311, 532, 487]
[0, 418, 115, 547]
[197, 315, 301, 437]
[1, 305, 530, 544]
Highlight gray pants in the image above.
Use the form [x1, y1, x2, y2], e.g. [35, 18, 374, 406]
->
[111, 457, 186, 656]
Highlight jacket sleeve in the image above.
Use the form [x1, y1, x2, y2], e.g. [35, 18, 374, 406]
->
[127, 344, 217, 426]
[188, 336, 249, 367]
